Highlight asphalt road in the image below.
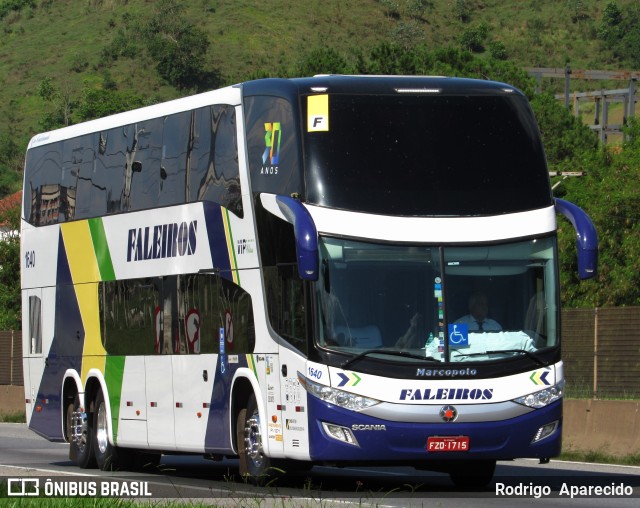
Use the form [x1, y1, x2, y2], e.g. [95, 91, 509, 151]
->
[1, 423, 639, 507]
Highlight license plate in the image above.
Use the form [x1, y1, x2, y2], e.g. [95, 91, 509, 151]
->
[426, 436, 469, 452]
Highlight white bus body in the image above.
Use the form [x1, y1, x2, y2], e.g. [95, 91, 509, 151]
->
[21, 76, 597, 486]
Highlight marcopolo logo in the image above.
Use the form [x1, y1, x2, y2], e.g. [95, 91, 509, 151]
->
[399, 387, 493, 401]
[127, 221, 197, 262]
[416, 367, 478, 378]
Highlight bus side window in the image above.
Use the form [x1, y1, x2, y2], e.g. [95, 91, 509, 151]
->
[255, 198, 307, 355]
[24, 144, 63, 226]
[28, 295, 42, 355]
[189, 105, 242, 217]
[176, 273, 255, 355]
[264, 265, 307, 355]
[100, 279, 159, 356]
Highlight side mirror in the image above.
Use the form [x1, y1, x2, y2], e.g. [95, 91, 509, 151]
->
[555, 198, 598, 280]
[275, 196, 319, 280]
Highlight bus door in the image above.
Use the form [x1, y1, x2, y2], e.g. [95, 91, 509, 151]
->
[278, 346, 309, 459]
[22, 288, 44, 421]
[255, 352, 284, 458]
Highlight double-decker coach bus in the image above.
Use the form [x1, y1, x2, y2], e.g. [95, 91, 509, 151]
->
[21, 75, 597, 487]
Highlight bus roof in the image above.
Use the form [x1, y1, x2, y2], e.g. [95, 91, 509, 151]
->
[27, 75, 523, 150]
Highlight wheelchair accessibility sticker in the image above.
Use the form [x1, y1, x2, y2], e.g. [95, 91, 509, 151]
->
[448, 324, 469, 348]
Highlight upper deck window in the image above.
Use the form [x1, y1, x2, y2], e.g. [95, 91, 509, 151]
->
[23, 105, 241, 226]
[303, 94, 552, 216]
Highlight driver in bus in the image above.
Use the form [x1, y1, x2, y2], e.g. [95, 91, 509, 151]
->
[455, 292, 502, 332]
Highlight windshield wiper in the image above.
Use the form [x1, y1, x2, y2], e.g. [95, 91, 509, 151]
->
[454, 349, 548, 366]
[341, 349, 440, 369]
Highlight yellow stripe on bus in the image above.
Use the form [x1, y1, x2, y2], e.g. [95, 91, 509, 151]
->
[60, 221, 100, 284]
[60, 222, 106, 382]
[222, 208, 240, 285]
[77, 282, 106, 383]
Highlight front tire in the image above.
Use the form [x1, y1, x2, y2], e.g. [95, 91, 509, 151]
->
[237, 393, 272, 482]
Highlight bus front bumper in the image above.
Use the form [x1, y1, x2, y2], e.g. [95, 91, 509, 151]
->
[307, 397, 562, 463]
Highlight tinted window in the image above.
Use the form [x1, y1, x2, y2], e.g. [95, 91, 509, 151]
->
[244, 96, 303, 197]
[24, 145, 63, 226]
[100, 274, 255, 356]
[189, 105, 242, 216]
[303, 94, 552, 216]
[24, 105, 243, 226]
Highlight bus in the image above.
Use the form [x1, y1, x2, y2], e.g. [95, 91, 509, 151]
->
[21, 75, 597, 487]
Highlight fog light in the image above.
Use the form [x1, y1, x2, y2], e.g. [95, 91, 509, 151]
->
[322, 422, 359, 446]
[532, 420, 559, 443]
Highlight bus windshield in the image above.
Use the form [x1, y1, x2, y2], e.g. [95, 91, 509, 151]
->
[303, 93, 552, 216]
[315, 236, 558, 364]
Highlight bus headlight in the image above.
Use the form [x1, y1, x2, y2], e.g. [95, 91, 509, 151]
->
[513, 380, 565, 409]
[298, 372, 381, 411]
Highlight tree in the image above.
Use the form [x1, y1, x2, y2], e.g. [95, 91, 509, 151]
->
[389, 20, 425, 50]
[597, 2, 640, 67]
[37, 77, 75, 130]
[0, 205, 20, 330]
[598, 2, 623, 48]
[296, 48, 353, 76]
[453, 0, 472, 23]
[143, 0, 214, 90]
[77, 83, 147, 122]
[459, 23, 490, 53]
[530, 92, 598, 165]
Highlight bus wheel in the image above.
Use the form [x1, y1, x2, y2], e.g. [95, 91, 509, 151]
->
[68, 395, 96, 468]
[93, 389, 120, 471]
[449, 459, 496, 489]
[236, 393, 271, 482]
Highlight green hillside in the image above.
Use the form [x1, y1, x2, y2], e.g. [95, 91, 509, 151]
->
[2, 0, 640, 315]
[1, 0, 638, 159]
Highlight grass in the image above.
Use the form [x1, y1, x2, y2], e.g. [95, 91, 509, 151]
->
[559, 449, 640, 467]
[0, 411, 25, 423]
[1, 0, 639, 148]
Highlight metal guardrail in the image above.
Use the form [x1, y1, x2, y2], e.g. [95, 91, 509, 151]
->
[526, 66, 638, 142]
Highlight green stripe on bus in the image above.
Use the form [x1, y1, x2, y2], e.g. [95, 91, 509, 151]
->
[104, 356, 125, 445]
[224, 208, 240, 286]
[247, 354, 258, 379]
[88, 218, 116, 281]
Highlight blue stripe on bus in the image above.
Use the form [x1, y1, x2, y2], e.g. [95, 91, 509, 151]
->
[203, 202, 233, 282]
[29, 231, 85, 441]
[203, 355, 249, 453]
[307, 396, 562, 462]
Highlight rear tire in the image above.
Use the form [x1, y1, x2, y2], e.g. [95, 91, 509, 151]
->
[237, 393, 272, 482]
[94, 389, 120, 471]
[69, 394, 96, 468]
